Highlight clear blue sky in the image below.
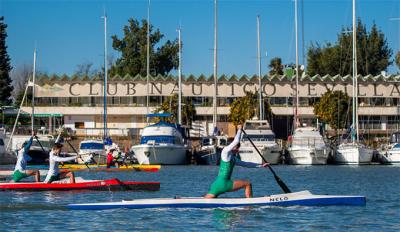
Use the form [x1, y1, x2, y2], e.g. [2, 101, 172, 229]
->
[1, 0, 399, 76]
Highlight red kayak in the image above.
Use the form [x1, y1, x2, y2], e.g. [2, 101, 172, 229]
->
[0, 178, 160, 192]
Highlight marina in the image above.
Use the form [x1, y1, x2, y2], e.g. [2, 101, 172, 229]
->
[1, 0, 400, 230]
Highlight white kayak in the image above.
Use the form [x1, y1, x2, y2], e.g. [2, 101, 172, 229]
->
[68, 190, 366, 210]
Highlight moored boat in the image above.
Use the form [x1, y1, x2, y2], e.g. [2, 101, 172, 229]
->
[77, 139, 106, 164]
[131, 113, 188, 165]
[67, 190, 366, 210]
[378, 132, 400, 164]
[288, 127, 330, 165]
[239, 120, 281, 164]
[0, 178, 160, 191]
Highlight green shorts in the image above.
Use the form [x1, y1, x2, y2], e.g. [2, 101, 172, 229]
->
[208, 178, 234, 197]
[13, 170, 29, 182]
[47, 174, 61, 183]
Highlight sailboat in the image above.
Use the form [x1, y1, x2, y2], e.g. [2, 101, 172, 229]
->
[334, 0, 373, 164]
[287, 0, 329, 165]
[78, 13, 109, 164]
[194, 0, 228, 165]
[238, 16, 281, 165]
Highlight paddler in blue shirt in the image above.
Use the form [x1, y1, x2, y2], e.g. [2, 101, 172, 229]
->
[44, 143, 77, 183]
[11, 132, 41, 182]
[205, 125, 268, 198]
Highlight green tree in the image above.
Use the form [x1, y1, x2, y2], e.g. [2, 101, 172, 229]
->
[0, 17, 13, 106]
[396, 51, 400, 71]
[111, 19, 179, 77]
[154, 94, 196, 126]
[313, 90, 350, 131]
[307, 19, 392, 76]
[268, 57, 284, 75]
[229, 92, 273, 127]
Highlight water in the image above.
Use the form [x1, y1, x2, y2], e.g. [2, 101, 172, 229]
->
[1, 165, 399, 231]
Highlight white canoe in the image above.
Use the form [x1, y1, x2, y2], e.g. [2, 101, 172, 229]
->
[68, 190, 366, 210]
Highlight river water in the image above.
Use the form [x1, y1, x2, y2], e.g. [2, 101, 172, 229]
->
[0, 165, 399, 231]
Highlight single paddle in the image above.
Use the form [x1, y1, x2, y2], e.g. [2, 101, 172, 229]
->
[65, 140, 91, 170]
[241, 128, 291, 193]
[34, 136, 47, 154]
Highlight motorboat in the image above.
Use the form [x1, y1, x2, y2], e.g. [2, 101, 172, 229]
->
[288, 127, 330, 165]
[239, 120, 281, 164]
[378, 132, 400, 164]
[77, 139, 106, 164]
[194, 135, 227, 165]
[131, 113, 188, 165]
[11, 135, 55, 164]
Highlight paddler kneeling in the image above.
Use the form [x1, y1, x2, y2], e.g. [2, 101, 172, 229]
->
[44, 143, 77, 183]
[205, 125, 268, 198]
[11, 132, 40, 182]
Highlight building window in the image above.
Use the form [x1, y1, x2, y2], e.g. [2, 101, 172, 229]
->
[74, 122, 84, 129]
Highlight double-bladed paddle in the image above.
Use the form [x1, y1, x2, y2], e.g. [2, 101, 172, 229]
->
[241, 128, 291, 193]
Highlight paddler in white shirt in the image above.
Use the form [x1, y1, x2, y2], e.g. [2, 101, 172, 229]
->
[205, 125, 269, 198]
[11, 132, 40, 182]
[44, 143, 77, 183]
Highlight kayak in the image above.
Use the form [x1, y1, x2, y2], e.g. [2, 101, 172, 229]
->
[68, 190, 366, 210]
[0, 178, 160, 192]
[26, 164, 161, 172]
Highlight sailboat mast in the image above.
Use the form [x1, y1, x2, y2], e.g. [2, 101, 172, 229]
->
[146, 0, 151, 118]
[352, 0, 359, 143]
[103, 13, 108, 139]
[257, 15, 263, 120]
[213, 0, 218, 130]
[178, 28, 182, 125]
[294, 0, 299, 129]
[31, 49, 36, 133]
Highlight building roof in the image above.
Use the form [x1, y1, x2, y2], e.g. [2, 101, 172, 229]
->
[35, 73, 400, 84]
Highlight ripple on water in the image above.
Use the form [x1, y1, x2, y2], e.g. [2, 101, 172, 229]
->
[0, 165, 399, 231]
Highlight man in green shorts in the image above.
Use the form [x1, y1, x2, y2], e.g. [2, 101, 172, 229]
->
[205, 125, 268, 198]
[12, 133, 40, 182]
[44, 143, 77, 183]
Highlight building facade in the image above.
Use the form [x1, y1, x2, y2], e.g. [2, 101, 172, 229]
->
[20, 73, 400, 138]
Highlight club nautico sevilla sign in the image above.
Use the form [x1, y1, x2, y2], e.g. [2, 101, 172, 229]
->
[35, 74, 400, 98]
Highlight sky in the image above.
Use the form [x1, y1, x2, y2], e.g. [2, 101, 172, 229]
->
[1, 0, 399, 77]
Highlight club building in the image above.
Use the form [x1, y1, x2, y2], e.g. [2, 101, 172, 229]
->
[19, 73, 400, 138]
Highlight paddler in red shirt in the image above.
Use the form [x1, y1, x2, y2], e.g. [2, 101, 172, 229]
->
[106, 148, 118, 168]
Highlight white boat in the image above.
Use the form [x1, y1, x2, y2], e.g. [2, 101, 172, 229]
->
[288, 127, 330, 165]
[378, 132, 400, 164]
[239, 120, 281, 164]
[131, 114, 187, 165]
[195, 135, 227, 165]
[77, 139, 105, 164]
[68, 190, 366, 210]
[334, 0, 373, 165]
[335, 143, 373, 164]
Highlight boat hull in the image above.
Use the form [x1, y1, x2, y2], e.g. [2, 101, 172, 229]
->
[0, 179, 160, 192]
[335, 144, 373, 164]
[239, 145, 281, 164]
[380, 150, 400, 164]
[288, 147, 329, 165]
[132, 144, 187, 165]
[68, 190, 366, 210]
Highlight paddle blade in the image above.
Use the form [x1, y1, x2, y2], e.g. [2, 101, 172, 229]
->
[273, 173, 291, 193]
